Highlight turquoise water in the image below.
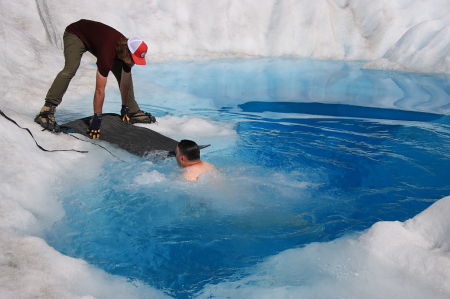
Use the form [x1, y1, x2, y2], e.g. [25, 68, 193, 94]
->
[48, 59, 450, 298]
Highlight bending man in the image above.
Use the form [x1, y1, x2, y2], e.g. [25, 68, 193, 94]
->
[35, 19, 156, 137]
[175, 140, 216, 181]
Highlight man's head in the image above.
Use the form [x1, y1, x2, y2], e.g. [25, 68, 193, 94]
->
[116, 37, 148, 67]
[176, 140, 200, 167]
[116, 39, 134, 67]
[127, 37, 147, 65]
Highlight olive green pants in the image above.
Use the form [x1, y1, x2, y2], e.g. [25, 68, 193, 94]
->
[45, 31, 140, 113]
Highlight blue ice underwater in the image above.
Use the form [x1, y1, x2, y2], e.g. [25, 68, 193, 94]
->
[47, 58, 450, 298]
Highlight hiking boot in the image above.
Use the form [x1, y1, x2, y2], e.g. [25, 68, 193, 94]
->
[129, 110, 156, 124]
[34, 102, 60, 132]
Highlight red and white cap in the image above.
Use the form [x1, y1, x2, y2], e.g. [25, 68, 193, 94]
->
[127, 37, 148, 65]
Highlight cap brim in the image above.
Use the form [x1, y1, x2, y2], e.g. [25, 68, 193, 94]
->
[131, 54, 146, 65]
[171, 144, 210, 151]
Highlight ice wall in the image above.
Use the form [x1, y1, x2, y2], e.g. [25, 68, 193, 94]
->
[3, 0, 450, 75]
[365, 12, 450, 74]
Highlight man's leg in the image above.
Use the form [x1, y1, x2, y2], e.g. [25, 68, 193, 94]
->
[36, 31, 87, 131]
[111, 61, 156, 124]
[45, 31, 87, 105]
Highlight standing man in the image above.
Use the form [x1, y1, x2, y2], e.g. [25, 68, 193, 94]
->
[35, 19, 156, 138]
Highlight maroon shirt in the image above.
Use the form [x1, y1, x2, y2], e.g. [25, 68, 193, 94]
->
[66, 19, 131, 77]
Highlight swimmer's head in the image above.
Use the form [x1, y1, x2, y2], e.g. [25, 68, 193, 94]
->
[176, 139, 200, 166]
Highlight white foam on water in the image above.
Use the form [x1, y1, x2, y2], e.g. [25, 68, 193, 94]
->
[136, 115, 238, 151]
[134, 170, 167, 185]
[2, 0, 450, 297]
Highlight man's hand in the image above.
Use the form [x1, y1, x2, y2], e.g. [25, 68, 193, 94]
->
[121, 105, 130, 122]
[87, 113, 102, 138]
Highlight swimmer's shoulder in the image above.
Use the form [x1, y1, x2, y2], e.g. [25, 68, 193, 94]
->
[183, 168, 198, 181]
[183, 161, 217, 181]
[203, 161, 216, 171]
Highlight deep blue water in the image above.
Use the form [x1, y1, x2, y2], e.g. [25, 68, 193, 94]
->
[48, 59, 450, 298]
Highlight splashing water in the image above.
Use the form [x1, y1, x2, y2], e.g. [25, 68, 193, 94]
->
[47, 59, 450, 298]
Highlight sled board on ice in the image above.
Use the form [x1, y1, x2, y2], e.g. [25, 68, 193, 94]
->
[60, 113, 178, 157]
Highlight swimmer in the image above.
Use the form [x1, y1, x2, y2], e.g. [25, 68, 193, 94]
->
[175, 139, 216, 181]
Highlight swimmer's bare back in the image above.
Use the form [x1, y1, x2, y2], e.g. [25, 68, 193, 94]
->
[183, 161, 216, 181]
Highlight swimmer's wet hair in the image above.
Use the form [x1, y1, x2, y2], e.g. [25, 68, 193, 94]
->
[178, 139, 200, 161]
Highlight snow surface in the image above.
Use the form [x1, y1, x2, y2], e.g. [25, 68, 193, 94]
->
[1, 0, 450, 298]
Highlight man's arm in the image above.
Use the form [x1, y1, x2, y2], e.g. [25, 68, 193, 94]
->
[94, 69, 107, 114]
[120, 69, 131, 106]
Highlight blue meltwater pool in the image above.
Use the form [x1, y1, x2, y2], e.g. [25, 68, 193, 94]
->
[47, 58, 450, 298]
